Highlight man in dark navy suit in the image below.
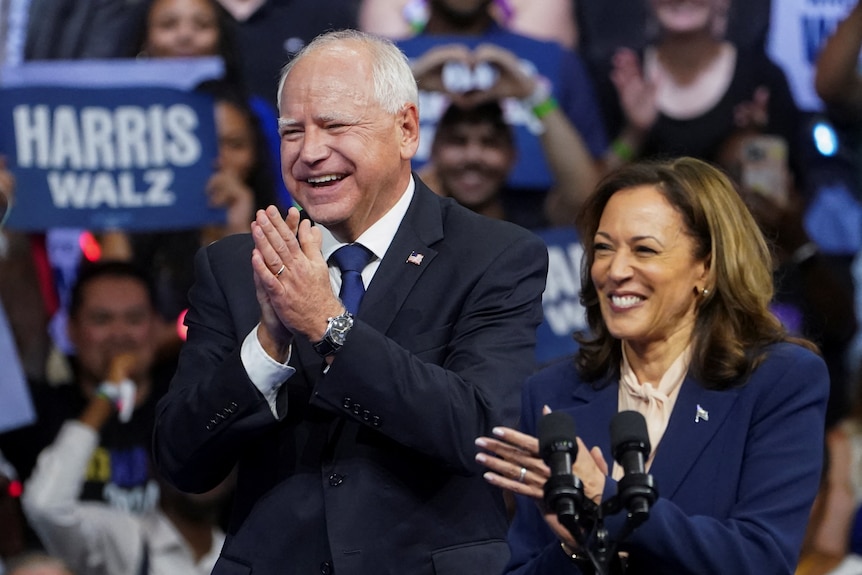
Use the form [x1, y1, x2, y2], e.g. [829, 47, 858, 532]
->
[153, 29, 548, 575]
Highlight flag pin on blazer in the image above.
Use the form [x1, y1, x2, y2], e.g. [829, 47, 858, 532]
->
[695, 404, 709, 423]
[406, 251, 424, 265]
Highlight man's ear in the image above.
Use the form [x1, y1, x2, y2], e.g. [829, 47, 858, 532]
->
[399, 103, 421, 160]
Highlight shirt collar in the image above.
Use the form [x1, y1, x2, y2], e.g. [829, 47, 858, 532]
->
[319, 175, 415, 263]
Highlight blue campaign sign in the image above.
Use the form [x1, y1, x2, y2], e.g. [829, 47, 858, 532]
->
[532, 226, 587, 367]
[0, 69, 222, 231]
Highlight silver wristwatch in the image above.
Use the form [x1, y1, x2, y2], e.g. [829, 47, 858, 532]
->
[312, 311, 354, 356]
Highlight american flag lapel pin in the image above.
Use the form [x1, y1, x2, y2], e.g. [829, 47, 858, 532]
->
[695, 404, 709, 423]
[406, 251, 424, 265]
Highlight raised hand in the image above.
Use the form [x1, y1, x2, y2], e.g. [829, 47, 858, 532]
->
[610, 47, 658, 135]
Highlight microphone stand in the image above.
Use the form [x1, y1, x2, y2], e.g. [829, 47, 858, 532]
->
[550, 471, 657, 575]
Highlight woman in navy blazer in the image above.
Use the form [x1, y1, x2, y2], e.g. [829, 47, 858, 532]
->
[476, 157, 829, 574]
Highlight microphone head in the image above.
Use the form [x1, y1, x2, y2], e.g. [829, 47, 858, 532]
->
[538, 411, 577, 460]
[610, 410, 651, 461]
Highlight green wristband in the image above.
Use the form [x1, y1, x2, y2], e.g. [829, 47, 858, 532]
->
[532, 97, 559, 120]
[611, 138, 635, 162]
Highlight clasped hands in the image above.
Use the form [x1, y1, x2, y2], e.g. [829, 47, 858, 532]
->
[474, 407, 609, 550]
[251, 206, 343, 362]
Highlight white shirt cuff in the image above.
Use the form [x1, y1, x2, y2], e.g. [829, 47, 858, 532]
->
[240, 325, 295, 417]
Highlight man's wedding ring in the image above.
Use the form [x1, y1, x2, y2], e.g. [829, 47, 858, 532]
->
[518, 467, 527, 483]
[276, 264, 286, 277]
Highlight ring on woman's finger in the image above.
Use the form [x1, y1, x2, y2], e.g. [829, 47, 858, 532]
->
[275, 264, 286, 277]
[518, 467, 527, 483]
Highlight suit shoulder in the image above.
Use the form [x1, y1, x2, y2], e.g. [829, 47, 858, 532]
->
[759, 342, 825, 372]
[748, 342, 829, 400]
[523, 357, 581, 403]
[440, 196, 545, 249]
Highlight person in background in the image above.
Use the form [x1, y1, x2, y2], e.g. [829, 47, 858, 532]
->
[358, 0, 577, 48]
[794, 431, 862, 575]
[130, 0, 289, 207]
[0, 261, 169, 511]
[476, 157, 828, 573]
[100, 79, 279, 363]
[714, 129, 857, 428]
[0, 157, 52, 384]
[397, 0, 608, 225]
[22, 352, 230, 575]
[815, 0, 862, 119]
[213, 0, 360, 112]
[426, 99, 588, 366]
[423, 76, 597, 228]
[601, 0, 801, 173]
[23, 0, 148, 60]
[153, 29, 548, 575]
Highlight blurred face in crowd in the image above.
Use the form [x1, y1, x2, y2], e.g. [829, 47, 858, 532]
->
[145, 0, 220, 58]
[431, 119, 513, 211]
[591, 185, 708, 357]
[649, 0, 727, 35]
[215, 101, 255, 180]
[278, 40, 419, 241]
[68, 276, 157, 387]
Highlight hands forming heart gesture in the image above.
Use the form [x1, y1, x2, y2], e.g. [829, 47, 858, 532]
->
[410, 43, 542, 108]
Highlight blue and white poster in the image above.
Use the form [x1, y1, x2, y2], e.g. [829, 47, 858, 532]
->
[767, 0, 859, 111]
[0, 59, 223, 231]
[533, 226, 587, 367]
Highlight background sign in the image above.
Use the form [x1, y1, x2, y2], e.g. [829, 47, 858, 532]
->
[0, 59, 222, 231]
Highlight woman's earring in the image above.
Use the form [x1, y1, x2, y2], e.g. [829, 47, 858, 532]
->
[702, 287, 710, 297]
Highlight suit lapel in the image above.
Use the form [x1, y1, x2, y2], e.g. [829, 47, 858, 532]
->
[568, 381, 619, 460]
[648, 377, 740, 499]
[358, 179, 444, 335]
[564, 375, 741, 503]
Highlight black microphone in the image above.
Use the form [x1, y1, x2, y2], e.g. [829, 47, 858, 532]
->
[610, 410, 657, 525]
[538, 411, 583, 522]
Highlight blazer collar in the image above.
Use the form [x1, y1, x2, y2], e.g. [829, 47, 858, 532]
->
[566, 373, 740, 500]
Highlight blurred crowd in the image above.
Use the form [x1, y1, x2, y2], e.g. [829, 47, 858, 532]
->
[1, 0, 862, 573]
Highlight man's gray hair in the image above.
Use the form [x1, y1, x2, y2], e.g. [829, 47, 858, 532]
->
[276, 29, 419, 115]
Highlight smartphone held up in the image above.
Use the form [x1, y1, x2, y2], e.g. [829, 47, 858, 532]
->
[739, 135, 789, 208]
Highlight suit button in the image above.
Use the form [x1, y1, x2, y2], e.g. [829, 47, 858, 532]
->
[361, 409, 371, 421]
[372, 415, 382, 428]
[342, 397, 352, 409]
[328, 473, 344, 487]
[352, 403, 361, 415]
[320, 561, 333, 574]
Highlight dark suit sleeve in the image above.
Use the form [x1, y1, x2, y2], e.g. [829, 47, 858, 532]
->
[311, 227, 548, 472]
[153, 238, 279, 492]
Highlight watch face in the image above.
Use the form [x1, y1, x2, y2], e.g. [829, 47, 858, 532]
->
[329, 315, 353, 345]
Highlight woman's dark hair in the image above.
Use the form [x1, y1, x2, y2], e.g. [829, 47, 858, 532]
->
[575, 157, 818, 389]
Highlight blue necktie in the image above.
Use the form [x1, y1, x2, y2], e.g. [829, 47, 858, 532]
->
[331, 243, 373, 315]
